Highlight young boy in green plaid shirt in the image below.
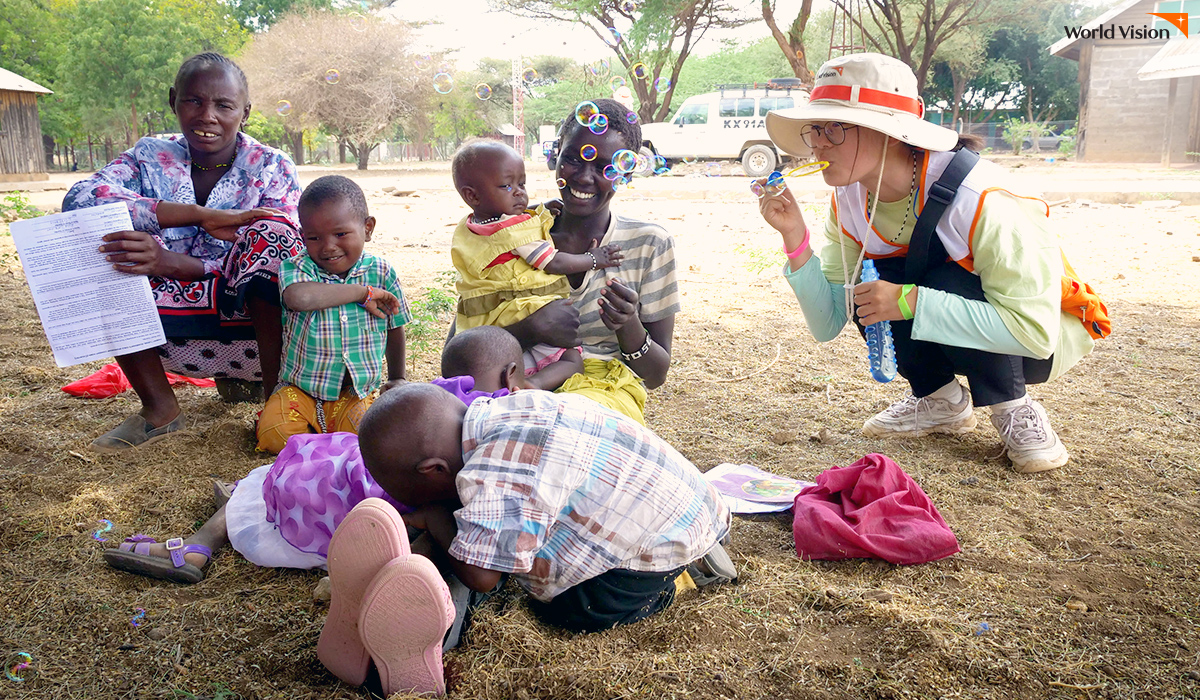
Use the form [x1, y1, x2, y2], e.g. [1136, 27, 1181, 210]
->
[257, 176, 411, 453]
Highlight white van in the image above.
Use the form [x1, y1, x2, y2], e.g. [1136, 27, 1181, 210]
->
[640, 85, 813, 177]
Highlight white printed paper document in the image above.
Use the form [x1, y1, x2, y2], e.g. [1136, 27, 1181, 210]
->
[11, 203, 165, 367]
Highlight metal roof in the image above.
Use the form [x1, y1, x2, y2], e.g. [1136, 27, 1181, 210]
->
[1138, 35, 1200, 80]
[0, 66, 52, 94]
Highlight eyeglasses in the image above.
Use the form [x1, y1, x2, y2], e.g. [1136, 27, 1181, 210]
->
[800, 122, 858, 148]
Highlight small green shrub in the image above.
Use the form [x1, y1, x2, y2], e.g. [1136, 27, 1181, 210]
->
[1058, 126, 1078, 158]
[405, 270, 457, 372]
[0, 191, 42, 224]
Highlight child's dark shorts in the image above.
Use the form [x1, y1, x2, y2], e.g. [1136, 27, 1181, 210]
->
[527, 566, 687, 633]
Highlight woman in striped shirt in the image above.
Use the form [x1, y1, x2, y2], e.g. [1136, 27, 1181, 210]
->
[503, 98, 682, 425]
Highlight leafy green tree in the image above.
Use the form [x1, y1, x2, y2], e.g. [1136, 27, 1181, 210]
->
[57, 0, 247, 148]
[224, 0, 337, 31]
[495, 0, 753, 122]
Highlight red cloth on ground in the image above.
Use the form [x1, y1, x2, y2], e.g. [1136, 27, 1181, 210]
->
[61, 363, 216, 398]
[792, 453, 959, 565]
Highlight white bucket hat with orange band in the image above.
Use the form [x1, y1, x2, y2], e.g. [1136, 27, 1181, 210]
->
[766, 53, 959, 155]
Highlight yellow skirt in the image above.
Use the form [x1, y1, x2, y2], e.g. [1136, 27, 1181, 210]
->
[556, 358, 648, 425]
[457, 294, 561, 330]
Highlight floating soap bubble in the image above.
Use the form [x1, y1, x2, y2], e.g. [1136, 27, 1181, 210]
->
[5, 652, 33, 683]
[634, 153, 650, 174]
[611, 176, 628, 192]
[765, 170, 787, 196]
[556, 177, 567, 189]
[325, 69, 340, 85]
[704, 162, 722, 177]
[631, 63, 649, 80]
[414, 54, 433, 71]
[349, 12, 367, 31]
[433, 72, 453, 94]
[474, 83, 492, 100]
[625, 110, 638, 124]
[653, 77, 671, 92]
[580, 144, 598, 161]
[522, 67, 538, 83]
[587, 113, 609, 135]
[574, 101, 599, 126]
[609, 76, 626, 91]
[130, 608, 146, 627]
[276, 100, 293, 117]
[92, 518, 113, 542]
[612, 149, 637, 173]
[620, 0, 638, 11]
[750, 179, 767, 198]
[605, 27, 622, 45]
[588, 59, 610, 77]
[682, 156, 696, 164]
[782, 160, 831, 178]
[653, 154, 670, 175]
[603, 164, 620, 180]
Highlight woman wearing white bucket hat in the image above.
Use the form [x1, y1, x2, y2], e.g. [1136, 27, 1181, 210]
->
[757, 53, 1107, 474]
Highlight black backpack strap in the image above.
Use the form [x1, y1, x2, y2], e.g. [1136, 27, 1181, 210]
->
[905, 148, 980, 284]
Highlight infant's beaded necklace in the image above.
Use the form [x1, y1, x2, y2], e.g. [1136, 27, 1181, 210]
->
[473, 214, 503, 225]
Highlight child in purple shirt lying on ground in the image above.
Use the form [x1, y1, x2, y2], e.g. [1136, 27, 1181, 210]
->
[102, 325, 535, 583]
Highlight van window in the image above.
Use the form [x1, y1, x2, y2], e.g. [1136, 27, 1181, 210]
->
[759, 97, 795, 115]
[676, 103, 708, 125]
[718, 98, 755, 117]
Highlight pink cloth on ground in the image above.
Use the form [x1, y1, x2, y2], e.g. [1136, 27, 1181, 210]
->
[792, 453, 960, 565]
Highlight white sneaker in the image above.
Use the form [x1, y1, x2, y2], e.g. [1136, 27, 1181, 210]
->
[989, 399, 1069, 473]
[862, 389, 977, 438]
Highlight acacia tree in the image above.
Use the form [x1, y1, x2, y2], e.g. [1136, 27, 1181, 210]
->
[240, 11, 423, 169]
[494, 0, 752, 122]
[833, 0, 1030, 92]
[761, 0, 815, 84]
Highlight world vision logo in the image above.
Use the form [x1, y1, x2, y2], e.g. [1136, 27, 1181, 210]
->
[1147, 12, 1189, 37]
[1062, 15, 1187, 40]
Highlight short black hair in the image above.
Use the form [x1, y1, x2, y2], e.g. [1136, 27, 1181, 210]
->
[441, 326, 523, 379]
[175, 52, 249, 100]
[451, 138, 517, 192]
[299, 175, 369, 220]
[557, 97, 642, 152]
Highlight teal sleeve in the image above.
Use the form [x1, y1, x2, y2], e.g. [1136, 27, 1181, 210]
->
[911, 288, 1043, 358]
[781, 254, 850, 342]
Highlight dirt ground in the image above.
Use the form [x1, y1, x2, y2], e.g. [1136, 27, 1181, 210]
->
[1, 160, 1198, 700]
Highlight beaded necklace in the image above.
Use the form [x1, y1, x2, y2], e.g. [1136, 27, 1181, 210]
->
[866, 150, 919, 243]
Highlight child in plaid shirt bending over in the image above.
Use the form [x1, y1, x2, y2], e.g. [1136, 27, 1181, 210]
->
[316, 383, 735, 697]
[256, 175, 410, 454]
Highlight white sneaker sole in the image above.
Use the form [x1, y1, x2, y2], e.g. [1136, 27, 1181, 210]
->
[862, 411, 978, 438]
[1009, 436, 1070, 474]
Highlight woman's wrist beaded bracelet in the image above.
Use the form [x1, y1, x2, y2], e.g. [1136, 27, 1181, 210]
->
[621, 331, 653, 361]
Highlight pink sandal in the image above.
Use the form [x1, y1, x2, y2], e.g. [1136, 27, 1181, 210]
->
[317, 498, 411, 687]
[358, 556, 455, 697]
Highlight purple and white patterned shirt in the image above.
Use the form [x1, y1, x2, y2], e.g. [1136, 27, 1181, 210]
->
[261, 379, 510, 558]
[62, 132, 301, 262]
[449, 391, 731, 601]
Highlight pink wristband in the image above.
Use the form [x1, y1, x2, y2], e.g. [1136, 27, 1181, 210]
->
[784, 228, 811, 259]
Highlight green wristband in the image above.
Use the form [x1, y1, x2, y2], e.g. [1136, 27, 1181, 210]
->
[898, 284, 915, 320]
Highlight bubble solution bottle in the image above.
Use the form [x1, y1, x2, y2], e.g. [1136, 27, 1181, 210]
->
[860, 259, 897, 383]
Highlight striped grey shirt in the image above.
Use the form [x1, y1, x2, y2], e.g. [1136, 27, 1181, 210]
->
[570, 214, 681, 360]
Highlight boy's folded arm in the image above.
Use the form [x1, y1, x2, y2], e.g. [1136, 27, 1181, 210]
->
[418, 504, 503, 592]
[525, 348, 583, 391]
[282, 281, 368, 311]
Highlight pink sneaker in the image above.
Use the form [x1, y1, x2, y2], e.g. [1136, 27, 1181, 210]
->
[358, 555, 456, 697]
[317, 498, 411, 687]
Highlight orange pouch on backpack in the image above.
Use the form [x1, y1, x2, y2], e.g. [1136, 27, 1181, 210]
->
[1060, 253, 1111, 340]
